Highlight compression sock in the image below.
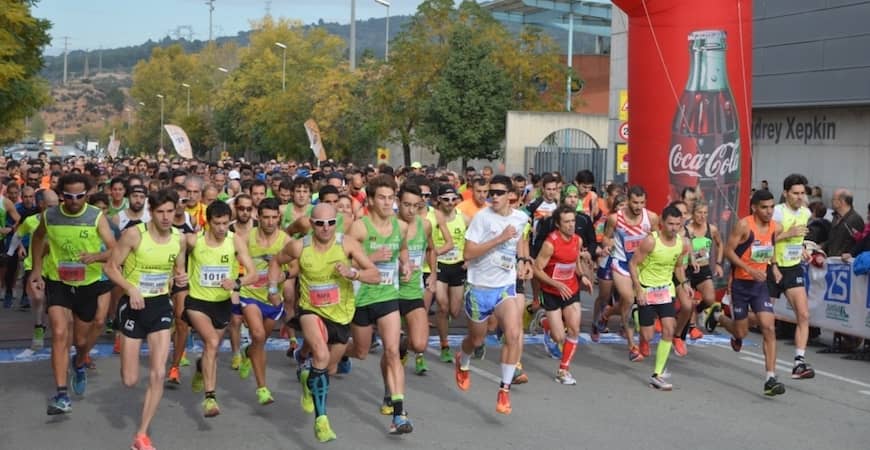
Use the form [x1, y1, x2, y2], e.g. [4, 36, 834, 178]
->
[559, 337, 578, 371]
[655, 339, 673, 375]
[307, 367, 329, 418]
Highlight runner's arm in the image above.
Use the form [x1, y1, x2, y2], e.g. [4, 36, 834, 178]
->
[433, 209, 454, 255]
[345, 237, 381, 284]
[234, 233, 258, 286]
[103, 227, 140, 293]
[628, 235, 655, 296]
[724, 219, 752, 274]
[532, 241, 559, 288]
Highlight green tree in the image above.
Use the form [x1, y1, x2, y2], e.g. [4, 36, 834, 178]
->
[419, 25, 512, 166]
[0, 0, 51, 143]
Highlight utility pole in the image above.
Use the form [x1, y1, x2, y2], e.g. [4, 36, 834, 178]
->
[98, 46, 102, 73]
[206, 0, 216, 42]
[265, 0, 271, 16]
[350, 0, 356, 71]
[83, 50, 89, 79]
[62, 36, 70, 85]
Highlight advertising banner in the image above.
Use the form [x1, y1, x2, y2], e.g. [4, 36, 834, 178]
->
[613, 0, 753, 242]
[163, 125, 193, 159]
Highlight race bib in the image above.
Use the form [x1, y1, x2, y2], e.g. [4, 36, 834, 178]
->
[58, 262, 86, 282]
[693, 248, 710, 266]
[552, 263, 575, 281]
[645, 285, 671, 305]
[785, 244, 803, 261]
[138, 273, 170, 296]
[750, 245, 773, 263]
[495, 251, 515, 271]
[252, 269, 269, 288]
[310, 283, 340, 307]
[199, 265, 230, 287]
[440, 248, 460, 262]
[624, 235, 644, 253]
[376, 262, 397, 286]
[409, 250, 424, 271]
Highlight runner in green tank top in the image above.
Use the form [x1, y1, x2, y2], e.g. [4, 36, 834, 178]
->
[30, 174, 117, 415]
[344, 174, 415, 435]
[629, 205, 691, 392]
[179, 201, 257, 418]
[104, 189, 186, 450]
[684, 203, 725, 336]
[235, 198, 289, 406]
[266, 202, 381, 443]
[280, 177, 313, 233]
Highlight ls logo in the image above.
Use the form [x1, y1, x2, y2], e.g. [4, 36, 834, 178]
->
[824, 264, 850, 304]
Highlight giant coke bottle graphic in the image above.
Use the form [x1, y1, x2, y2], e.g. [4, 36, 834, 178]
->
[669, 30, 740, 243]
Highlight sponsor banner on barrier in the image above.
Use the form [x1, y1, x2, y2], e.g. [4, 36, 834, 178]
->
[773, 257, 870, 339]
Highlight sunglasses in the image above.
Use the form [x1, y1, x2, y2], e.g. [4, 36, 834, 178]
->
[439, 196, 458, 202]
[489, 189, 508, 198]
[311, 218, 337, 228]
[236, 206, 253, 212]
[421, 192, 431, 198]
[63, 192, 87, 200]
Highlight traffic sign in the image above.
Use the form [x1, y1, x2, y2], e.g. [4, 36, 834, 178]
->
[618, 122, 629, 141]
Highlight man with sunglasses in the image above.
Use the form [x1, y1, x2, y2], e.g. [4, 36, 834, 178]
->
[341, 174, 414, 434]
[227, 193, 257, 371]
[432, 184, 466, 363]
[30, 173, 117, 415]
[455, 175, 533, 415]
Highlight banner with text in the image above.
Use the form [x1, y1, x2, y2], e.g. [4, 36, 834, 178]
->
[773, 258, 870, 339]
[164, 125, 193, 159]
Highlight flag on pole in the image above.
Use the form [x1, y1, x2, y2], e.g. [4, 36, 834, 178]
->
[164, 124, 194, 159]
[303, 119, 327, 162]
[107, 130, 120, 158]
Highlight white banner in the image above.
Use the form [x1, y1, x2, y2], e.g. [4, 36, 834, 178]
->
[107, 136, 120, 158]
[303, 119, 327, 162]
[773, 257, 870, 339]
[163, 124, 193, 159]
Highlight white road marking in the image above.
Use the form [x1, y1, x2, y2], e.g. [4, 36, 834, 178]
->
[722, 344, 870, 389]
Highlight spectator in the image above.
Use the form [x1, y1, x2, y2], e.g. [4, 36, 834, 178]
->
[824, 189, 865, 256]
[760, 180, 769, 191]
[808, 186, 823, 204]
[806, 201, 831, 245]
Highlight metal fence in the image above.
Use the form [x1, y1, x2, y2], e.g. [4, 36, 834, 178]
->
[524, 128, 606, 185]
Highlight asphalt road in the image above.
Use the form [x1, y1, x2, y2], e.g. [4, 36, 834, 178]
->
[0, 301, 868, 450]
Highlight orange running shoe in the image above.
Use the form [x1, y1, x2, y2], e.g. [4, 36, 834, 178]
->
[167, 366, 181, 385]
[131, 433, 155, 450]
[454, 358, 471, 391]
[673, 338, 687, 357]
[689, 327, 704, 340]
[654, 319, 662, 333]
[639, 339, 651, 357]
[496, 388, 512, 415]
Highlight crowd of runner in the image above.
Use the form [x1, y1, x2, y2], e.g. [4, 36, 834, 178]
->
[0, 153, 825, 449]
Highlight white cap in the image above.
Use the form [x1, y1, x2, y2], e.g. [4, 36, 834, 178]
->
[228, 169, 241, 180]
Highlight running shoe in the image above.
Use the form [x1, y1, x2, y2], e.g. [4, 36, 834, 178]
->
[673, 338, 687, 357]
[454, 358, 471, 391]
[791, 362, 816, 379]
[300, 369, 314, 413]
[18, 296, 30, 311]
[639, 339, 651, 358]
[380, 399, 393, 416]
[495, 388, 512, 415]
[555, 369, 577, 385]
[629, 346, 644, 362]
[512, 363, 529, 384]
[590, 324, 600, 343]
[167, 366, 181, 386]
[285, 337, 298, 359]
[543, 332, 562, 360]
[369, 336, 383, 354]
[202, 397, 220, 417]
[654, 318, 662, 333]
[704, 303, 721, 332]
[337, 357, 352, 375]
[131, 433, 155, 450]
[3, 293, 12, 308]
[113, 334, 121, 354]
[730, 337, 743, 353]
[231, 352, 242, 370]
[764, 376, 786, 396]
[439, 347, 454, 363]
[191, 371, 204, 393]
[688, 326, 704, 340]
[414, 353, 428, 376]
[314, 415, 337, 442]
[256, 386, 274, 405]
[239, 346, 252, 380]
[472, 344, 486, 360]
[71, 356, 87, 395]
[648, 374, 673, 391]
[32, 325, 45, 351]
[179, 351, 191, 367]
[389, 414, 414, 435]
[46, 393, 71, 415]
[84, 354, 96, 369]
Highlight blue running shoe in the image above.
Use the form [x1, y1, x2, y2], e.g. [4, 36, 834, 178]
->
[543, 332, 562, 360]
[389, 414, 414, 435]
[337, 357, 352, 374]
[47, 393, 72, 415]
[71, 357, 87, 395]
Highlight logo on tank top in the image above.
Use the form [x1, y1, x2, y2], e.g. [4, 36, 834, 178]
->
[221, 254, 230, 263]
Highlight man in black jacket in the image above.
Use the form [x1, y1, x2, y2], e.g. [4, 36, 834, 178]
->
[824, 189, 864, 257]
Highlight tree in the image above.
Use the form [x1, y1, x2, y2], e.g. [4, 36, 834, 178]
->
[0, 0, 51, 143]
[419, 25, 512, 167]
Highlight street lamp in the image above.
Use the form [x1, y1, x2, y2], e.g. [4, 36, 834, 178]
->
[274, 42, 287, 91]
[374, 0, 390, 62]
[156, 94, 164, 150]
[181, 83, 191, 116]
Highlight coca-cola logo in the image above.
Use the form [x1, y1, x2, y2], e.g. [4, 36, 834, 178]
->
[669, 141, 739, 178]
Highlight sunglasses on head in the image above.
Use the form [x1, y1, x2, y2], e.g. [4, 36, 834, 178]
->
[62, 192, 87, 200]
[489, 189, 508, 198]
[311, 218, 337, 228]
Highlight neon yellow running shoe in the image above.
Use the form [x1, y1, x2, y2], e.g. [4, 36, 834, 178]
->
[379, 400, 393, 416]
[239, 347, 252, 380]
[231, 352, 241, 370]
[191, 371, 204, 393]
[256, 386, 274, 405]
[179, 351, 191, 367]
[314, 415, 337, 442]
[300, 369, 314, 414]
[415, 353, 428, 375]
[202, 397, 220, 417]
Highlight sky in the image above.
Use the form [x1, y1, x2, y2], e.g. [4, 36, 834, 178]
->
[35, 0, 445, 55]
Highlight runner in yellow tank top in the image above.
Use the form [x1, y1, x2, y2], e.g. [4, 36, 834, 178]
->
[629, 205, 691, 391]
[235, 198, 289, 406]
[179, 201, 257, 418]
[432, 183, 466, 363]
[267, 202, 381, 443]
[104, 189, 186, 450]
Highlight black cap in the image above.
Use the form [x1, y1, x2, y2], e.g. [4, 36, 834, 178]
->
[437, 184, 457, 197]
